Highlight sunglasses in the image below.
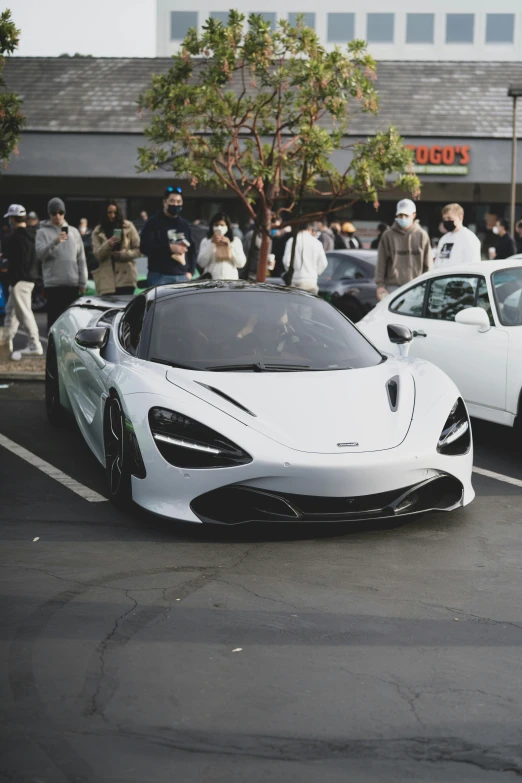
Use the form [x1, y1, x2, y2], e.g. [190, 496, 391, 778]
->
[51, 211, 65, 216]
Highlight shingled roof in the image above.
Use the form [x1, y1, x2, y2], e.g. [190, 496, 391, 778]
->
[5, 57, 522, 138]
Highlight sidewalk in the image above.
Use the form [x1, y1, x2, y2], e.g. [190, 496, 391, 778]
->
[0, 312, 47, 380]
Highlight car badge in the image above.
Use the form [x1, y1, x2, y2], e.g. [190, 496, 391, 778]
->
[337, 442, 359, 447]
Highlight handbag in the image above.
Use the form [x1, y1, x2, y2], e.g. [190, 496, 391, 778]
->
[283, 235, 303, 286]
[215, 242, 233, 262]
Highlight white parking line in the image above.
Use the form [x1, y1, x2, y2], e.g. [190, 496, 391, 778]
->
[473, 466, 522, 488]
[0, 433, 108, 503]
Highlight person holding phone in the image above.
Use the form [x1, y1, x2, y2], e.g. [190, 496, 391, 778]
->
[197, 213, 246, 280]
[140, 186, 195, 286]
[36, 197, 87, 330]
[92, 201, 140, 296]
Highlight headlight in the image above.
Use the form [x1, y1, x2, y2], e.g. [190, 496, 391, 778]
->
[148, 407, 252, 469]
[437, 398, 470, 455]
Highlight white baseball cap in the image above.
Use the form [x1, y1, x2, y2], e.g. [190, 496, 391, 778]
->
[4, 204, 26, 218]
[396, 199, 416, 216]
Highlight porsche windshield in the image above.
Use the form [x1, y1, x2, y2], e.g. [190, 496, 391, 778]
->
[148, 290, 383, 371]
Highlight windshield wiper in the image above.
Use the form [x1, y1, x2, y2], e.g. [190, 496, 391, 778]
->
[208, 362, 311, 372]
[150, 357, 199, 371]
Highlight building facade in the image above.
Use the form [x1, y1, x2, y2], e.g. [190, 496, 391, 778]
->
[157, 0, 522, 61]
[3, 57, 522, 238]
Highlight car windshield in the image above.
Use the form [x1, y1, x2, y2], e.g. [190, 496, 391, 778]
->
[318, 254, 373, 284]
[492, 267, 522, 326]
[148, 289, 383, 371]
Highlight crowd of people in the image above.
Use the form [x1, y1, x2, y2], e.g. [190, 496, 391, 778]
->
[1, 186, 521, 362]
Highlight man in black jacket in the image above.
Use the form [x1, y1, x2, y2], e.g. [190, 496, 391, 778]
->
[140, 187, 195, 286]
[2, 204, 43, 358]
[494, 218, 517, 260]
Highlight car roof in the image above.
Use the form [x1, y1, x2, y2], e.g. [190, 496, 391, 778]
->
[413, 259, 522, 282]
[326, 249, 378, 264]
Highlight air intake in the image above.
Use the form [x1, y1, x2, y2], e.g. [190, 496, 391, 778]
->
[386, 376, 400, 412]
[195, 383, 256, 417]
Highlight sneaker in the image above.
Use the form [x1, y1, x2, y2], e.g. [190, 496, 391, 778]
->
[19, 341, 44, 357]
[10, 351, 22, 361]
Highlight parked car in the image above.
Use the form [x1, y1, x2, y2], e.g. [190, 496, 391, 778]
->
[318, 250, 377, 322]
[359, 260, 522, 429]
[45, 281, 473, 523]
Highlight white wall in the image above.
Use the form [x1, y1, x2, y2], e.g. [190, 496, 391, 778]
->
[156, 0, 522, 60]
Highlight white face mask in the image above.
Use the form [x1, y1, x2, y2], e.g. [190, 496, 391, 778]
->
[396, 216, 413, 229]
[492, 226, 500, 235]
[213, 225, 228, 236]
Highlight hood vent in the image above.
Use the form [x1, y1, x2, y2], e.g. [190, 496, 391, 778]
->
[195, 383, 256, 417]
[386, 376, 400, 412]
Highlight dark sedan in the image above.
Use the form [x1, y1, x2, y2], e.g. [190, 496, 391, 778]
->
[318, 249, 377, 322]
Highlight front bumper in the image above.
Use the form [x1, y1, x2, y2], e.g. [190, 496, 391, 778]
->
[191, 474, 464, 525]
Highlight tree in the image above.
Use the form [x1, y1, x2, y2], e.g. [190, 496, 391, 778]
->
[0, 9, 25, 170]
[138, 12, 420, 280]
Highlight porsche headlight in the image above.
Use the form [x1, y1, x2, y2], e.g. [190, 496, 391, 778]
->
[148, 407, 252, 469]
[437, 398, 470, 455]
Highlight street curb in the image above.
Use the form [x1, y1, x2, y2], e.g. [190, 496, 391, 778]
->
[0, 373, 45, 381]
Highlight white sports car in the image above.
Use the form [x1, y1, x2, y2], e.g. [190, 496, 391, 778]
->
[46, 282, 474, 524]
[359, 260, 522, 429]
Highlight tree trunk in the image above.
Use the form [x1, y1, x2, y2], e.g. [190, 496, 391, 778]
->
[256, 202, 271, 283]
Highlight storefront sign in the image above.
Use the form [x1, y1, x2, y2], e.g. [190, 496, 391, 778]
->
[406, 144, 470, 175]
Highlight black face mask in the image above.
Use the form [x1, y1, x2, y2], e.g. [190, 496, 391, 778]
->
[443, 220, 456, 232]
[167, 205, 182, 217]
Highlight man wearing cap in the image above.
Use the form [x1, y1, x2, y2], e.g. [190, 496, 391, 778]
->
[2, 204, 43, 358]
[140, 187, 195, 286]
[36, 198, 87, 330]
[340, 222, 361, 249]
[375, 199, 431, 300]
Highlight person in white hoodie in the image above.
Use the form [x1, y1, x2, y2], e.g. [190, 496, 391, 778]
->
[283, 222, 328, 294]
[197, 213, 246, 280]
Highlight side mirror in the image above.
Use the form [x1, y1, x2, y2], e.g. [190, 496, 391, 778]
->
[74, 326, 109, 349]
[387, 324, 413, 344]
[455, 307, 491, 333]
[387, 323, 413, 358]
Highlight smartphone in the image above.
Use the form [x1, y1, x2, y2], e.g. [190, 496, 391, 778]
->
[113, 228, 122, 241]
[62, 225, 69, 235]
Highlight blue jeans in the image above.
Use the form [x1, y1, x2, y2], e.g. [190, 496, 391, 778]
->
[147, 272, 190, 287]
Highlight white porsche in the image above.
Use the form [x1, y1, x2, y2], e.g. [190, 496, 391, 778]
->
[360, 260, 522, 430]
[46, 282, 474, 524]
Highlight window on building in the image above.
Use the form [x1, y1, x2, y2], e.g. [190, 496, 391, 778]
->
[170, 11, 198, 40]
[210, 12, 229, 24]
[406, 14, 434, 44]
[367, 14, 394, 43]
[288, 13, 315, 29]
[446, 14, 474, 44]
[253, 12, 276, 30]
[486, 14, 514, 44]
[327, 13, 355, 43]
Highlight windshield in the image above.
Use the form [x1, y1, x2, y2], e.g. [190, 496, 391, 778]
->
[318, 254, 374, 284]
[492, 267, 522, 326]
[148, 290, 383, 371]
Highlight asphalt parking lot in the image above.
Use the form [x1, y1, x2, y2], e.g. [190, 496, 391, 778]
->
[1, 382, 522, 782]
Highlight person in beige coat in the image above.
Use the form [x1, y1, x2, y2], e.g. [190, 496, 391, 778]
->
[92, 201, 140, 296]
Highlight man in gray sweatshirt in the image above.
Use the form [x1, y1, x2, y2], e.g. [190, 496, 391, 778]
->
[36, 197, 87, 330]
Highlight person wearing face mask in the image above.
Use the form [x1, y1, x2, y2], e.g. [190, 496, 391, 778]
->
[434, 203, 481, 269]
[140, 186, 195, 286]
[375, 199, 431, 300]
[92, 201, 140, 295]
[197, 213, 246, 280]
[492, 219, 517, 260]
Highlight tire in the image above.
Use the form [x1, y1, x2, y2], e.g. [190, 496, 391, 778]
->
[104, 395, 133, 508]
[45, 337, 69, 427]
